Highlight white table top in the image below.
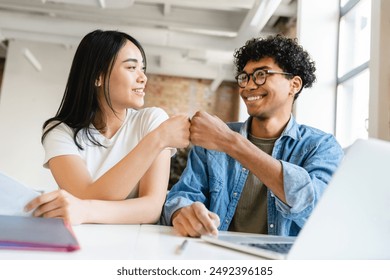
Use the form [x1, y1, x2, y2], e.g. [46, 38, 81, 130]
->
[2, 224, 388, 280]
[0, 224, 261, 260]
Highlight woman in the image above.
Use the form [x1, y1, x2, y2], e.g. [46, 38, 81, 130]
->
[24, 30, 190, 224]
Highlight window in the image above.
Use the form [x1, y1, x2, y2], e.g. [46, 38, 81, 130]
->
[336, 69, 370, 146]
[336, 0, 371, 148]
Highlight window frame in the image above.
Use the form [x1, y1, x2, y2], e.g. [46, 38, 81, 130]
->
[335, 0, 371, 147]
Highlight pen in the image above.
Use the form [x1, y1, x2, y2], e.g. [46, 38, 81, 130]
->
[175, 240, 188, 255]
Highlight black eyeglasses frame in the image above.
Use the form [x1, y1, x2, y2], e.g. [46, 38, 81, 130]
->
[235, 69, 293, 88]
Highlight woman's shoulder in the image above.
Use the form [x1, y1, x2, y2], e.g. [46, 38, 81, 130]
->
[135, 107, 167, 117]
[128, 107, 168, 122]
[125, 107, 169, 134]
[43, 121, 73, 135]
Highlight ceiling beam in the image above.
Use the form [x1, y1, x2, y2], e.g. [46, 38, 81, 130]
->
[23, 48, 42, 72]
[44, 0, 135, 8]
[136, 0, 256, 11]
[234, 0, 282, 47]
[0, 10, 239, 50]
[163, 3, 171, 16]
[98, 0, 106, 9]
[0, 2, 243, 38]
[0, 0, 297, 84]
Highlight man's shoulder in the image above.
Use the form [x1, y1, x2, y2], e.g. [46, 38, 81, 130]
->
[297, 123, 329, 135]
[291, 123, 342, 152]
[295, 124, 337, 142]
[226, 121, 244, 132]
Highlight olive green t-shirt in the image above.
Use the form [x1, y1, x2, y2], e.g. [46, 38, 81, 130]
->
[228, 135, 276, 234]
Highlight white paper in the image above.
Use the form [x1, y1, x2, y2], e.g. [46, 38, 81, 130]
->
[0, 172, 41, 216]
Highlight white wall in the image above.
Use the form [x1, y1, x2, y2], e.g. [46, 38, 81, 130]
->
[369, 0, 390, 141]
[0, 40, 74, 191]
[294, 0, 339, 134]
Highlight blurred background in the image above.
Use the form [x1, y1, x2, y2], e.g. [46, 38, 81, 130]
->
[0, 0, 388, 191]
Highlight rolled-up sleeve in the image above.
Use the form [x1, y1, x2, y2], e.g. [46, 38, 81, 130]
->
[275, 135, 344, 227]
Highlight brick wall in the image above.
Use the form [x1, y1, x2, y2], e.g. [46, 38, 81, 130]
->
[144, 74, 239, 122]
[144, 74, 241, 188]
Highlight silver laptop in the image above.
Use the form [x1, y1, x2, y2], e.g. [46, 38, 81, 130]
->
[202, 138, 390, 260]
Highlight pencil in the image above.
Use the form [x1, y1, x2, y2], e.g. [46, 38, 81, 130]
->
[175, 240, 188, 255]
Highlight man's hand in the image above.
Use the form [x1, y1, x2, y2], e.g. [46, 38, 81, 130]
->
[172, 202, 220, 237]
[189, 111, 235, 152]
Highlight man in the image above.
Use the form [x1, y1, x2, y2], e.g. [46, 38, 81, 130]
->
[162, 35, 343, 237]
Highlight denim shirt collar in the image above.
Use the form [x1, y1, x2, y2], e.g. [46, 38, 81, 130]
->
[239, 114, 301, 141]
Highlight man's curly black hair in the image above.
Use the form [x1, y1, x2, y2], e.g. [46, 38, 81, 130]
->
[233, 34, 316, 100]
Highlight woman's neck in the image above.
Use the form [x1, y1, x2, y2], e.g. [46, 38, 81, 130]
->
[94, 107, 127, 139]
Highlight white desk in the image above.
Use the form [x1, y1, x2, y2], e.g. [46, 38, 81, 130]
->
[0, 224, 261, 260]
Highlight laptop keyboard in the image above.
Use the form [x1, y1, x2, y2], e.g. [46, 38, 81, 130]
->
[245, 242, 293, 254]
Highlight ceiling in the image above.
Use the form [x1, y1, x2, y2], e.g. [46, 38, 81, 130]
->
[0, 0, 297, 88]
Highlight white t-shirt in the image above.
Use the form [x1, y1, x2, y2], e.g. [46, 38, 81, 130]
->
[42, 107, 174, 198]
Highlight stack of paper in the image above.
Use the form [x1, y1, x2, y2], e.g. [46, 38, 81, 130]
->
[0, 171, 40, 216]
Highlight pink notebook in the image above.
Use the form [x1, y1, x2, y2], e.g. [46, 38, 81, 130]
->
[0, 215, 80, 252]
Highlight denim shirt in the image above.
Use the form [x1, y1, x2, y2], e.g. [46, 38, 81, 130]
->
[162, 115, 343, 236]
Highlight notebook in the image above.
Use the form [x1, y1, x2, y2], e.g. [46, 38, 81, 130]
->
[201, 138, 390, 260]
[0, 172, 80, 252]
[0, 215, 80, 252]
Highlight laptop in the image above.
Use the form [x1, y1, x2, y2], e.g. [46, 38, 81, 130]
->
[201, 138, 390, 259]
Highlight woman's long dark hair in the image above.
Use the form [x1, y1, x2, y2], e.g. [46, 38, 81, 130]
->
[41, 30, 147, 149]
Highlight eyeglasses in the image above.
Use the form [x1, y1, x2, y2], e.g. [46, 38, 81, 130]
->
[235, 69, 293, 88]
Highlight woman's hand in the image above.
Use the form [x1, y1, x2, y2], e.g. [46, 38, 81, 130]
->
[158, 114, 191, 149]
[24, 189, 88, 225]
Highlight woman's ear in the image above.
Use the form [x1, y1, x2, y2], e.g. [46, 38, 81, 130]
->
[290, 75, 302, 96]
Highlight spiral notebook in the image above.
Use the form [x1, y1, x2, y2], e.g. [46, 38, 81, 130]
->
[0, 215, 80, 252]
